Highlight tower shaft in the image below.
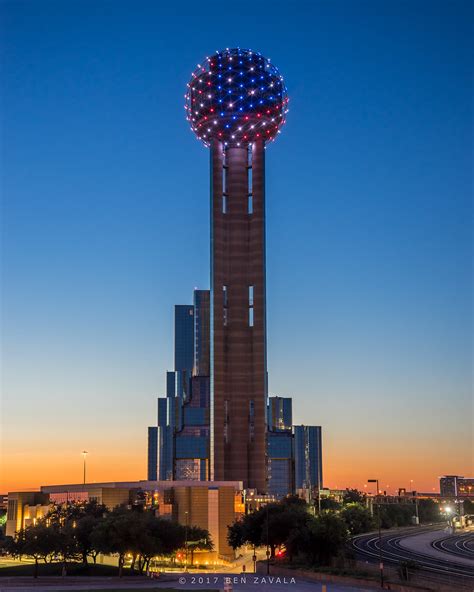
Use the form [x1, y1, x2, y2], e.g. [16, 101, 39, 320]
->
[210, 140, 267, 492]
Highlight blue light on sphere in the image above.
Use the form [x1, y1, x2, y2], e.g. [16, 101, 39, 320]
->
[185, 48, 289, 147]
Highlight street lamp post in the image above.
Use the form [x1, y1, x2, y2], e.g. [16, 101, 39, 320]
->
[82, 451, 88, 485]
[184, 510, 189, 571]
[368, 479, 384, 588]
[410, 479, 419, 525]
[266, 503, 270, 575]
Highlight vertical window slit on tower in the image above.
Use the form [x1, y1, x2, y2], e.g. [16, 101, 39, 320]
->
[222, 163, 228, 214]
[223, 285, 228, 326]
[249, 399, 255, 443]
[248, 285, 254, 326]
[247, 145, 253, 214]
[224, 400, 229, 444]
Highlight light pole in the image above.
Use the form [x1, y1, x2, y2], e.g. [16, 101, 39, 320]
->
[184, 510, 189, 571]
[266, 503, 270, 575]
[410, 479, 419, 524]
[368, 479, 384, 588]
[82, 451, 88, 485]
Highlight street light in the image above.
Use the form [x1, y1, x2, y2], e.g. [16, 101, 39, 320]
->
[82, 451, 88, 485]
[368, 479, 384, 588]
[266, 502, 270, 575]
[184, 510, 189, 571]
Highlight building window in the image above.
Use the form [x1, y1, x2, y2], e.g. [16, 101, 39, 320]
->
[222, 194, 227, 213]
[224, 400, 229, 444]
[223, 285, 228, 326]
[249, 400, 255, 442]
[248, 194, 253, 214]
[247, 144, 252, 166]
[248, 285, 254, 326]
[247, 166, 252, 194]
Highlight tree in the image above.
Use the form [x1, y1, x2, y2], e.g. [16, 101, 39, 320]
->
[379, 504, 413, 529]
[13, 524, 61, 577]
[343, 489, 366, 505]
[289, 513, 348, 566]
[418, 499, 441, 524]
[74, 514, 102, 564]
[42, 500, 108, 567]
[90, 507, 140, 577]
[186, 525, 213, 566]
[341, 503, 375, 535]
[320, 497, 341, 511]
[228, 498, 313, 562]
[89, 507, 193, 576]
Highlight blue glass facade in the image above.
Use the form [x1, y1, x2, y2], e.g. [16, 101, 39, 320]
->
[148, 291, 211, 482]
[174, 305, 194, 373]
[149, 301, 324, 491]
[267, 397, 293, 497]
[267, 396, 292, 432]
[147, 426, 158, 481]
[294, 425, 323, 491]
[194, 290, 210, 377]
[266, 397, 324, 498]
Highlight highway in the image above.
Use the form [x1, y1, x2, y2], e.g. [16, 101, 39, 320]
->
[351, 525, 474, 589]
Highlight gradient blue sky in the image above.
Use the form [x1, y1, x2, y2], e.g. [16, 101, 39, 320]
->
[1, 0, 472, 491]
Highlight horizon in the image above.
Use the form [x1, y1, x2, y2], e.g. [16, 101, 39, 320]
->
[1, 0, 472, 493]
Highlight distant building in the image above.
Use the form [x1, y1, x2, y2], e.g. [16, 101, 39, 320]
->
[193, 289, 210, 376]
[147, 427, 159, 481]
[294, 425, 323, 492]
[267, 432, 293, 497]
[174, 304, 194, 375]
[6, 491, 49, 537]
[440, 475, 474, 498]
[148, 290, 211, 482]
[0, 494, 7, 511]
[266, 397, 323, 499]
[6, 480, 242, 560]
[267, 396, 293, 497]
[267, 396, 292, 432]
[148, 298, 325, 496]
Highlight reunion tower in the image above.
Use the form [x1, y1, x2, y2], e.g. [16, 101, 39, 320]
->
[185, 48, 289, 491]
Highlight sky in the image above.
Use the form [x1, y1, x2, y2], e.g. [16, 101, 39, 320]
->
[1, 0, 472, 493]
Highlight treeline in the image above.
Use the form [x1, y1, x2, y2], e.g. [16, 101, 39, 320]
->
[228, 496, 350, 566]
[323, 489, 441, 529]
[227, 493, 442, 568]
[4, 501, 211, 578]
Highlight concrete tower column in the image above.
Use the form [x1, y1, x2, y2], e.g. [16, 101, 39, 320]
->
[210, 139, 267, 492]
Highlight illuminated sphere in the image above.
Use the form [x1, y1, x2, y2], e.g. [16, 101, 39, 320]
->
[185, 48, 289, 147]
